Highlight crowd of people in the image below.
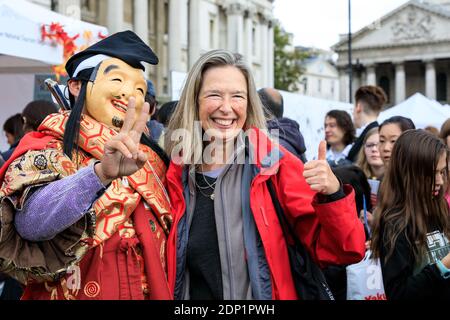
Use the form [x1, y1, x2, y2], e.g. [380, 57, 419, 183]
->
[0, 30, 449, 301]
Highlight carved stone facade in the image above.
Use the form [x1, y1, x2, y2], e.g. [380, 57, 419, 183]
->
[333, 0, 450, 105]
[391, 10, 435, 41]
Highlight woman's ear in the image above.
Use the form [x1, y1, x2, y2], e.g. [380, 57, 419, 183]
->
[67, 79, 82, 97]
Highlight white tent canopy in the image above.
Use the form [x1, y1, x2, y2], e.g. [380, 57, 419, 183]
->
[280, 91, 353, 161]
[378, 93, 450, 129]
[0, 0, 108, 66]
[0, 0, 108, 152]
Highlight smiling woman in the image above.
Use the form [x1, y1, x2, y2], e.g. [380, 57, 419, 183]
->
[198, 65, 248, 150]
[163, 49, 365, 300]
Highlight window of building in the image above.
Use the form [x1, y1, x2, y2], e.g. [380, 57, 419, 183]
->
[300, 77, 308, 94]
[123, 0, 134, 26]
[318, 79, 322, 93]
[209, 18, 215, 49]
[164, 1, 169, 35]
[437, 73, 448, 102]
[148, 0, 156, 34]
[80, 0, 98, 23]
[81, 0, 93, 11]
[252, 24, 256, 56]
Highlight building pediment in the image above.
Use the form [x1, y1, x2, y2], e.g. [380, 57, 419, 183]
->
[333, 0, 450, 52]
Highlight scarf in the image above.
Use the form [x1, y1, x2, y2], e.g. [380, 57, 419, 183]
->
[38, 112, 172, 247]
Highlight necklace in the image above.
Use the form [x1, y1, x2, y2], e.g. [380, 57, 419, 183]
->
[197, 187, 215, 201]
[195, 173, 216, 201]
[201, 172, 217, 189]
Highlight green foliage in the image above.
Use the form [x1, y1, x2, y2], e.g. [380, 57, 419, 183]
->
[274, 24, 309, 91]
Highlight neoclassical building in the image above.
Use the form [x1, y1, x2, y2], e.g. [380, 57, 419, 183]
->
[296, 48, 340, 101]
[30, 0, 275, 100]
[333, 0, 450, 105]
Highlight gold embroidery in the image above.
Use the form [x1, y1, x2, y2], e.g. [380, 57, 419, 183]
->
[44, 282, 58, 300]
[83, 281, 100, 298]
[60, 278, 77, 300]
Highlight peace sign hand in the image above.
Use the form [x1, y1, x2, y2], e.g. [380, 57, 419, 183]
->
[94, 97, 149, 185]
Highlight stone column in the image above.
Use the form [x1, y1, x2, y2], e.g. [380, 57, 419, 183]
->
[425, 59, 437, 100]
[226, 3, 245, 54]
[395, 61, 406, 104]
[260, 18, 269, 87]
[57, 0, 81, 19]
[244, 9, 254, 68]
[134, 0, 148, 43]
[169, 0, 183, 72]
[353, 72, 361, 99]
[366, 64, 377, 86]
[107, 0, 124, 34]
[360, 69, 367, 86]
[156, 0, 166, 95]
[267, 21, 274, 87]
[188, 0, 201, 68]
[339, 68, 350, 102]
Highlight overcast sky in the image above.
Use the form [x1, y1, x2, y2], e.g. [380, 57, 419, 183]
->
[273, 0, 410, 50]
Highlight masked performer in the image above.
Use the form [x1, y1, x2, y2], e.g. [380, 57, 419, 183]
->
[0, 31, 172, 300]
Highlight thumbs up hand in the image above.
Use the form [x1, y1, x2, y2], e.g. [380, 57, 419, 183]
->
[303, 141, 340, 195]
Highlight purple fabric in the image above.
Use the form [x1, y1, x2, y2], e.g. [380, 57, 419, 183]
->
[15, 164, 106, 241]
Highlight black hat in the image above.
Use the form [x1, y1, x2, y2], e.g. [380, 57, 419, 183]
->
[65, 30, 158, 78]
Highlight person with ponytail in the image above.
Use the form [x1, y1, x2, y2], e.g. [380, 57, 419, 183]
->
[371, 130, 450, 299]
[0, 31, 172, 300]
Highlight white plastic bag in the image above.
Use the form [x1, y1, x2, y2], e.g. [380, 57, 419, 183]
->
[346, 250, 387, 300]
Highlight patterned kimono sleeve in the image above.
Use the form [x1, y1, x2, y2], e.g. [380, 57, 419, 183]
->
[0, 148, 96, 285]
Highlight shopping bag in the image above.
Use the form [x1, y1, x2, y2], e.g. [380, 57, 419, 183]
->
[346, 250, 386, 300]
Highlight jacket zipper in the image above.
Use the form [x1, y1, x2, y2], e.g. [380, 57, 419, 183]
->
[253, 174, 270, 228]
[259, 206, 269, 227]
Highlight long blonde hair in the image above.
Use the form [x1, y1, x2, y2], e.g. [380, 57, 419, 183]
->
[356, 127, 380, 179]
[165, 50, 267, 165]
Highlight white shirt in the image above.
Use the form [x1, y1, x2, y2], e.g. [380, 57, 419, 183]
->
[326, 144, 353, 163]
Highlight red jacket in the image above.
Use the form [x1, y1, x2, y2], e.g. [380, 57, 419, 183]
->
[165, 127, 365, 299]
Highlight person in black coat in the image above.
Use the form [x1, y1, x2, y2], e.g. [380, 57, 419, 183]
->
[258, 88, 307, 163]
[347, 86, 387, 163]
[323, 165, 373, 300]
